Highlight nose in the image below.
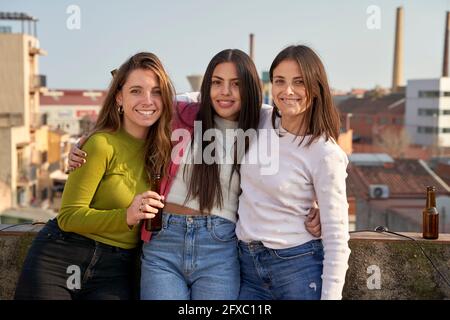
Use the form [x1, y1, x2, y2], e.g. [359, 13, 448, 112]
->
[285, 83, 294, 95]
[143, 91, 154, 105]
[220, 82, 232, 95]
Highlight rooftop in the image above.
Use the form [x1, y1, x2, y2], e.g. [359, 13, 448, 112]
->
[40, 89, 107, 106]
[338, 93, 405, 115]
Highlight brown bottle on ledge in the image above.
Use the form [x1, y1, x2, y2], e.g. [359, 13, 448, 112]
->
[422, 186, 439, 239]
[145, 173, 163, 232]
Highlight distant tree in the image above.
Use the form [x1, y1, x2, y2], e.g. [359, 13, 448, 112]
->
[365, 85, 389, 100]
[374, 127, 411, 158]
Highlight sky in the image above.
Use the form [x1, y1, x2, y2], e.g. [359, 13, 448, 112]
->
[2, 0, 449, 93]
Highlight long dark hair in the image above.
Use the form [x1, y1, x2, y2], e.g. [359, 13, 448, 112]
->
[94, 52, 174, 179]
[186, 49, 262, 213]
[270, 45, 340, 146]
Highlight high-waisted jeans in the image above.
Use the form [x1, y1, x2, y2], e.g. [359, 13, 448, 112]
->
[140, 213, 240, 300]
[238, 239, 324, 300]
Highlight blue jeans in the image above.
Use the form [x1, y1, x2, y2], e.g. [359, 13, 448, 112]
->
[14, 218, 139, 300]
[140, 213, 240, 300]
[238, 239, 324, 300]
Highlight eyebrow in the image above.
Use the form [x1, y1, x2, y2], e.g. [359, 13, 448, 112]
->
[273, 75, 303, 79]
[128, 85, 161, 90]
[212, 76, 240, 81]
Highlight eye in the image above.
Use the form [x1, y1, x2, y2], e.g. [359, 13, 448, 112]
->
[274, 79, 285, 85]
[212, 80, 221, 86]
[130, 89, 141, 94]
[152, 90, 161, 96]
[294, 79, 304, 85]
[231, 81, 239, 88]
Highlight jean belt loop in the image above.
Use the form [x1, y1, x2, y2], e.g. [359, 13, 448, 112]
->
[162, 212, 169, 229]
[207, 215, 212, 231]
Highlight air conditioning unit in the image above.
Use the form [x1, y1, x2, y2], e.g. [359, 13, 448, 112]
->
[369, 184, 389, 199]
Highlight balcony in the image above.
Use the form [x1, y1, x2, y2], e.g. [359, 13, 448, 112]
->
[29, 74, 46, 93]
[0, 113, 24, 128]
[29, 112, 45, 130]
[16, 166, 37, 187]
[0, 227, 449, 300]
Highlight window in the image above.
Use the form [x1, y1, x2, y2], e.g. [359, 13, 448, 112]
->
[418, 126, 439, 134]
[393, 117, 403, 125]
[419, 91, 439, 98]
[379, 117, 388, 125]
[418, 108, 439, 116]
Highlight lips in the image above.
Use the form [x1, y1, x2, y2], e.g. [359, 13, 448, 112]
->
[280, 97, 301, 105]
[217, 100, 235, 108]
[136, 110, 157, 116]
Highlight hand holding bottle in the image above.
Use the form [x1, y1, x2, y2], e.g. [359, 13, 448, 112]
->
[127, 191, 165, 227]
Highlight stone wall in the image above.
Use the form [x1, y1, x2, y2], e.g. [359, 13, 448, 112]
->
[1, 225, 450, 300]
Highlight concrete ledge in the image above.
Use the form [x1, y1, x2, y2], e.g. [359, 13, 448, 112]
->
[1, 225, 450, 300]
[343, 232, 450, 299]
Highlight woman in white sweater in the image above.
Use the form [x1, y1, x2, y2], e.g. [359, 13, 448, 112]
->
[236, 45, 351, 300]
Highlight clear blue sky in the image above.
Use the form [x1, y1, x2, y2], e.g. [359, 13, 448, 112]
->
[2, 0, 449, 92]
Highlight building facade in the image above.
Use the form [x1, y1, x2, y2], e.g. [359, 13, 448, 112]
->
[40, 89, 106, 136]
[406, 78, 450, 147]
[0, 20, 47, 212]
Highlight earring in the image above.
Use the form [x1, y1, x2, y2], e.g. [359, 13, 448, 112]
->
[118, 105, 124, 114]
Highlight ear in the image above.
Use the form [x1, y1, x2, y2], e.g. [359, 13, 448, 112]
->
[115, 91, 123, 106]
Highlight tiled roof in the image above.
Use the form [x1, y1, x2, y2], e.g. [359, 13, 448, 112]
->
[40, 89, 107, 106]
[347, 158, 450, 199]
[338, 93, 405, 115]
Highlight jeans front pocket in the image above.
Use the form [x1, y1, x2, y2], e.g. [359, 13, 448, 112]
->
[271, 240, 321, 260]
[210, 218, 237, 242]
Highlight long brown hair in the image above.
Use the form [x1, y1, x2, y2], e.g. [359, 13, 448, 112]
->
[186, 49, 262, 213]
[270, 45, 340, 146]
[94, 52, 174, 179]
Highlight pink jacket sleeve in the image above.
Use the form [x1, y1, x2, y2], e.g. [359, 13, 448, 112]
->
[140, 101, 200, 242]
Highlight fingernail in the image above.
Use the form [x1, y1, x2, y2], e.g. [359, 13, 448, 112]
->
[82, 159, 86, 163]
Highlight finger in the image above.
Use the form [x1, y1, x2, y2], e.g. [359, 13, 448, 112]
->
[67, 160, 80, 169]
[140, 191, 162, 200]
[142, 213, 155, 220]
[143, 198, 164, 208]
[141, 205, 159, 214]
[70, 154, 86, 164]
[72, 147, 87, 157]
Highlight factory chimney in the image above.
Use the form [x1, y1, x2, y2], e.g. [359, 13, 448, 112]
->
[392, 7, 404, 93]
[443, 11, 450, 77]
[249, 33, 254, 61]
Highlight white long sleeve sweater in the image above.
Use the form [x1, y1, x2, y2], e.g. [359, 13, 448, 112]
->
[236, 106, 351, 300]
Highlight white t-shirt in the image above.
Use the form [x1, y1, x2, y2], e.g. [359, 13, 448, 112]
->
[166, 115, 240, 222]
[236, 106, 351, 300]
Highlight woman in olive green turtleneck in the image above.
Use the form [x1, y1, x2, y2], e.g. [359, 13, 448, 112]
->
[14, 52, 173, 300]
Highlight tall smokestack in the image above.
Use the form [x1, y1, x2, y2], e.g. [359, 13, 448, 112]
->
[249, 33, 254, 61]
[392, 6, 404, 93]
[443, 11, 450, 77]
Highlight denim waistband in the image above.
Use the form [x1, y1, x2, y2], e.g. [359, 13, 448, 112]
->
[161, 212, 235, 228]
[49, 218, 137, 254]
[238, 239, 323, 251]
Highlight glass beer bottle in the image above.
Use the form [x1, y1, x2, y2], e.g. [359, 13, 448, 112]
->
[422, 186, 439, 239]
[145, 173, 163, 232]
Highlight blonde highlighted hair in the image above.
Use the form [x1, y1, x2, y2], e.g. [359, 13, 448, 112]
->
[94, 52, 174, 179]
